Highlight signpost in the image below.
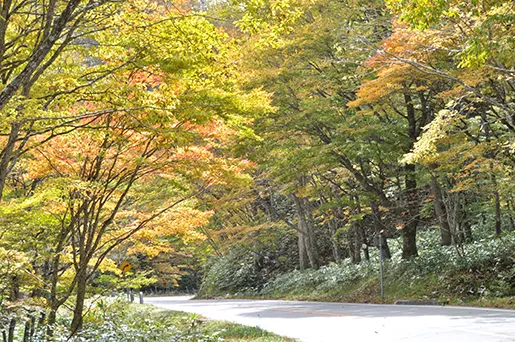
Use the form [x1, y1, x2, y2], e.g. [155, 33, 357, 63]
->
[120, 261, 134, 303]
[119, 261, 132, 273]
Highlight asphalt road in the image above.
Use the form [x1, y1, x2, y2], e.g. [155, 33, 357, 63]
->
[145, 296, 515, 342]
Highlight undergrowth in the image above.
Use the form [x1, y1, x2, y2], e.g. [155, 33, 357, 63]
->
[34, 299, 292, 342]
[199, 230, 515, 308]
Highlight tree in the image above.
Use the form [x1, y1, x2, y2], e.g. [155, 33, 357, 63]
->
[0, 0, 124, 200]
[388, 0, 515, 241]
[0, 0, 271, 334]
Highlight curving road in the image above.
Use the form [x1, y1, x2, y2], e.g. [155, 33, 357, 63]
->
[145, 296, 515, 342]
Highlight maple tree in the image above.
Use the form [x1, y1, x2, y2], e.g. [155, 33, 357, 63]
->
[199, 0, 515, 285]
[1, 0, 515, 336]
[0, 0, 271, 335]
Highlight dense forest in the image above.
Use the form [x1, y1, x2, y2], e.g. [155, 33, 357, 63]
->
[0, 0, 514, 339]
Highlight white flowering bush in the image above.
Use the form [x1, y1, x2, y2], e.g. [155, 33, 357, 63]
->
[32, 299, 224, 342]
[260, 230, 514, 300]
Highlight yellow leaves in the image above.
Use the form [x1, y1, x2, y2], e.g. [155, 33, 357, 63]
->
[95, 258, 123, 276]
[0, 247, 30, 271]
[235, 0, 304, 47]
[402, 109, 461, 165]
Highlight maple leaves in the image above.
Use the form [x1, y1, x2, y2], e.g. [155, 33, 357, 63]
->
[0, 0, 274, 334]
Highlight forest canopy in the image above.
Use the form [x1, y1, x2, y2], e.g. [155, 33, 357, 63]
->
[0, 0, 514, 338]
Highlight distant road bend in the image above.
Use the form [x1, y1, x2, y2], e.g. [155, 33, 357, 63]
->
[146, 296, 515, 342]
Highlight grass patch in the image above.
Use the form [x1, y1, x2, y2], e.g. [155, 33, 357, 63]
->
[62, 300, 293, 342]
[202, 321, 294, 341]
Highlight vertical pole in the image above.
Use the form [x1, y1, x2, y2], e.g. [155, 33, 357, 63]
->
[379, 232, 384, 300]
[139, 292, 143, 304]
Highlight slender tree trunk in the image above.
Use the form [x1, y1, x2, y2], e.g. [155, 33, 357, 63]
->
[9, 275, 20, 301]
[29, 316, 35, 341]
[47, 307, 57, 337]
[70, 268, 88, 336]
[493, 187, 502, 238]
[355, 195, 369, 261]
[46, 233, 72, 337]
[462, 218, 473, 243]
[402, 164, 419, 259]
[460, 196, 473, 243]
[350, 223, 361, 264]
[507, 201, 515, 231]
[431, 174, 452, 245]
[298, 231, 308, 271]
[482, 109, 502, 238]
[455, 197, 466, 244]
[371, 202, 391, 259]
[490, 166, 502, 238]
[328, 218, 341, 263]
[403, 93, 420, 259]
[363, 245, 370, 261]
[7, 319, 15, 342]
[402, 165, 419, 259]
[293, 194, 320, 269]
[22, 320, 30, 342]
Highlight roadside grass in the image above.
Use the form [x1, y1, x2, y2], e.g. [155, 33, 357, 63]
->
[61, 301, 294, 342]
[201, 321, 295, 341]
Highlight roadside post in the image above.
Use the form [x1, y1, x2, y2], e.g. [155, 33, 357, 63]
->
[139, 291, 144, 304]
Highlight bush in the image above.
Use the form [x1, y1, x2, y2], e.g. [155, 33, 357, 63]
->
[38, 299, 225, 342]
[198, 251, 262, 297]
[214, 230, 515, 303]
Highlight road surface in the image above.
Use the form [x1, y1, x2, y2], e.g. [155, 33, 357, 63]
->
[145, 296, 515, 342]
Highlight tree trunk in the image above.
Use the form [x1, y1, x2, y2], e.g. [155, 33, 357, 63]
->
[402, 164, 419, 259]
[507, 201, 515, 231]
[401, 223, 418, 259]
[454, 198, 466, 244]
[9, 275, 20, 301]
[46, 237, 71, 337]
[371, 202, 391, 259]
[494, 187, 502, 238]
[401, 93, 420, 259]
[482, 109, 502, 238]
[328, 218, 341, 263]
[293, 194, 320, 269]
[47, 305, 57, 337]
[355, 196, 369, 261]
[70, 269, 88, 336]
[298, 231, 308, 270]
[22, 320, 30, 342]
[350, 223, 361, 264]
[0, 122, 20, 200]
[462, 219, 473, 243]
[490, 168, 502, 238]
[7, 319, 15, 342]
[431, 174, 452, 245]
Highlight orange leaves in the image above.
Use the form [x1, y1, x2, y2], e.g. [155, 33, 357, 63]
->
[350, 22, 457, 109]
[348, 63, 409, 108]
[128, 207, 213, 257]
